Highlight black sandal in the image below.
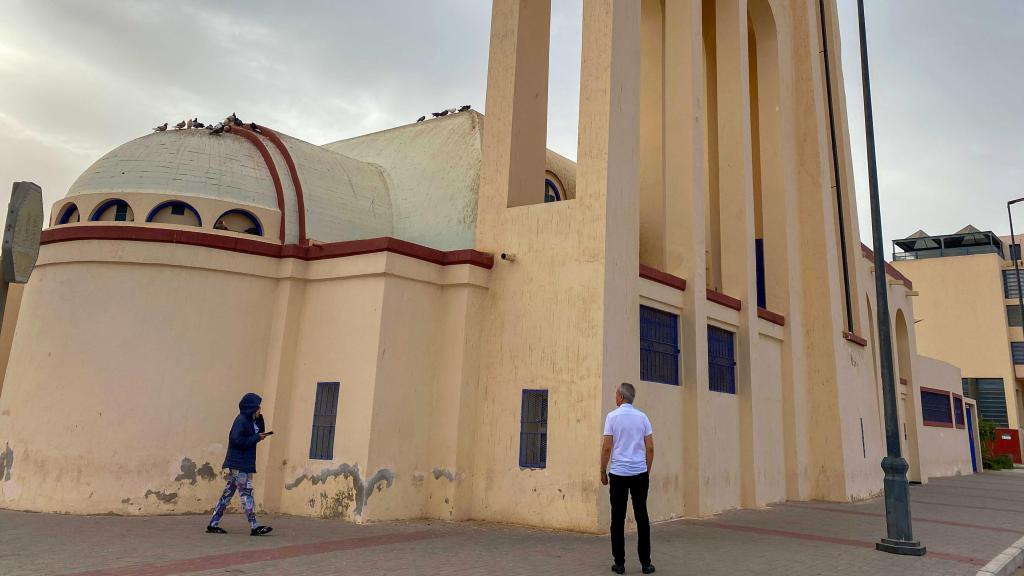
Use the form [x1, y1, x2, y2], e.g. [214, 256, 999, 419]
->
[206, 525, 227, 534]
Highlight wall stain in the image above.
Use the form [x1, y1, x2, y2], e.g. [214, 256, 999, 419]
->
[318, 488, 355, 519]
[285, 463, 394, 516]
[174, 458, 218, 485]
[144, 490, 178, 503]
[0, 442, 12, 481]
[432, 468, 456, 482]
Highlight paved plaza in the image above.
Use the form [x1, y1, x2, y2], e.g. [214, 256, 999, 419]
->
[3, 471, 1024, 575]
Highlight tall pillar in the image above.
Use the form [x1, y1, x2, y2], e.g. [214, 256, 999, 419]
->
[664, 0, 709, 517]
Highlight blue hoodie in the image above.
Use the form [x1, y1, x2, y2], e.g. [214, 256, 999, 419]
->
[222, 393, 264, 473]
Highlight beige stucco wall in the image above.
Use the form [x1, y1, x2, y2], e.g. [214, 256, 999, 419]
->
[913, 356, 974, 479]
[0, 283, 24, 400]
[0, 239, 488, 520]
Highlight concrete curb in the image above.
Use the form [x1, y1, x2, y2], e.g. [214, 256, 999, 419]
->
[978, 535, 1024, 576]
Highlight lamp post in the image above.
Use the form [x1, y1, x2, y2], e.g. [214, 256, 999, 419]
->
[855, 0, 925, 556]
[1007, 200, 1024, 332]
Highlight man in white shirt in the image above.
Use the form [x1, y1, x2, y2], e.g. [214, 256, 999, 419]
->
[601, 382, 655, 574]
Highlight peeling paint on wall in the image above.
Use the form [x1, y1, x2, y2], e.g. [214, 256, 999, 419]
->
[0, 442, 12, 481]
[144, 490, 178, 503]
[432, 468, 456, 482]
[285, 463, 394, 516]
[174, 458, 217, 485]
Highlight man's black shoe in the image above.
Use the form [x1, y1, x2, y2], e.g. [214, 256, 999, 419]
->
[611, 564, 625, 574]
[206, 525, 227, 534]
[250, 526, 273, 536]
[642, 564, 656, 574]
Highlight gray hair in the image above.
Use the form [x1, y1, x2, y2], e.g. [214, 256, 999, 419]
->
[618, 382, 636, 403]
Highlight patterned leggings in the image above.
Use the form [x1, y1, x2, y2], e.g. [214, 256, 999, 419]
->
[209, 470, 258, 529]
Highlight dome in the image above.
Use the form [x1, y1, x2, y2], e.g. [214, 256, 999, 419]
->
[67, 129, 283, 210]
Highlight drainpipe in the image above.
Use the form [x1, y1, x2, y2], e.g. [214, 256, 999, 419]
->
[818, 0, 854, 333]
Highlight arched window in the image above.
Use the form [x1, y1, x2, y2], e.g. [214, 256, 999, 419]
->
[56, 202, 80, 225]
[146, 201, 202, 227]
[213, 209, 263, 236]
[544, 179, 562, 203]
[90, 199, 134, 222]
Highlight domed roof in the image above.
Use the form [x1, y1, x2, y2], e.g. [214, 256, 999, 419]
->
[67, 129, 282, 210]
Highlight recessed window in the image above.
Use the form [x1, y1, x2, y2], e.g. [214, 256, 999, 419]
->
[953, 396, 965, 428]
[146, 201, 201, 227]
[519, 390, 548, 469]
[1003, 270, 1023, 299]
[544, 179, 562, 203]
[921, 389, 953, 427]
[90, 199, 134, 222]
[708, 326, 737, 394]
[309, 382, 340, 461]
[640, 305, 680, 385]
[1012, 342, 1024, 365]
[963, 378, 1008, 427]
[1008, 305, 1023, 328]
[56, 202, 80, 225]
[214, 210, 264, 236]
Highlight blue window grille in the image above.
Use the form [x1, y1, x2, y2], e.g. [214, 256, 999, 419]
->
[91, 199, 132, 222]
[1003, 270, 1023, 300]
[953, 396, 965, 427]
[755, 239, 766, 309]
[921, 390, 952, 425]
[544, 179, 562, 203]
[519, 390, 548, 468]
[114, 202, 129, 221]
[707, 326, 737, 394]
[1012, 343, 1024, 365]
[1009, 305, 1023, 328]
[640, 305, 680, 385]
[309, 382, 340, 460]
[963, 378, 1009, 427]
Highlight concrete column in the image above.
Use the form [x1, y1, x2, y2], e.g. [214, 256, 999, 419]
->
[639, 0, 665, 270]
[664, 0, 710, 518]
[579, 0, 641, 529]
[478, 0, 551, 212]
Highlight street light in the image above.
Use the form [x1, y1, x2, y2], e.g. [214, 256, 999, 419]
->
[1007, 200, 1024, 335]
[855, 0, 925, 556]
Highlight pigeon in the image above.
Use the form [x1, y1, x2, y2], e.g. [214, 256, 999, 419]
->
[249, 122, 263, 134]
[232, 117, 243, 127]
[446, 107, 458, 115]
[227, 112, 243, 126]
[431, 112, 444, 118]
[186, 118, 194, 129]
[153, 123, 168, 132]
[417, 116, 426, 122]
[210, 122, 225, 135]
[193, 119, 205, 129]
[458, 105, 471, 112]
[174, 120, 187, 130]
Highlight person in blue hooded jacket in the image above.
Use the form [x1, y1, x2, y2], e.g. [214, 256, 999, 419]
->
[206, 392, 273, 536]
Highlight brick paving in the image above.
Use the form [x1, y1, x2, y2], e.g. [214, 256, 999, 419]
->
[3, 471, 1024, 575]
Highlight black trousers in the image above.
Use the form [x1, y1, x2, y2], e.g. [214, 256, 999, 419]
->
[609, 472, 651, 566]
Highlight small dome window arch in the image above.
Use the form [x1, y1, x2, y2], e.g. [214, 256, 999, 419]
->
[213, 209, 263, 236]
[56, 202, 80, 225]
[90, 199, 134, 222]
[544, 178, 562, 203]
[146, 200, 202, 227]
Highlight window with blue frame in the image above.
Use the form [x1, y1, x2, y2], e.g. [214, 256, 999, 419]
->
[640, 305, 680, 385]
[309, 382, 340, 460]
[755, 239, 766, 309]
[1012, 342, 1024, 365]
[953, 396, 965, 427]
[519, 390, 548, 468]
[544, 179, 562, 203]
[921, 389, 952, 426]
[1003, 270, 1023, 299]
[707, 326, 737, 394]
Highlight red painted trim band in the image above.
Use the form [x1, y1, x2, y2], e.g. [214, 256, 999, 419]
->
[861, 243, 913, 290]
[225, 127, 287, 244]
[923, 420, 956, 428]
[244, 125, 308, 245]
[639, 265, 687, 292]
[757, 308, 786, 326]
[842, 331, 867, 347]
[920, 386, 951, 397]
[40, 226, 494, 269]
[706, 289, 742, 311]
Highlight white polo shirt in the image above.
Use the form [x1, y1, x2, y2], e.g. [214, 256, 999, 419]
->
[603, 403, 653, 476]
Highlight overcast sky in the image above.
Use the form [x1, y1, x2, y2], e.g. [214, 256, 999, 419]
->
[0, 0, 1020, 252]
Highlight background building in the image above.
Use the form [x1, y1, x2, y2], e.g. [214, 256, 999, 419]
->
[892, 226, 1023, 463]
[0, 0, 976, 532]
